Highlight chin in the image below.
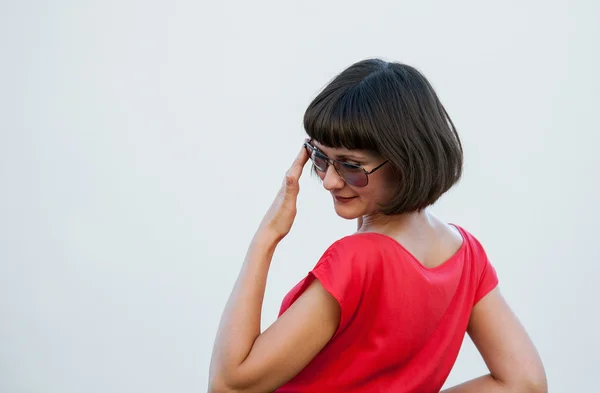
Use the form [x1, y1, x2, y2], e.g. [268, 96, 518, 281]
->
[333, 205, 362, 220]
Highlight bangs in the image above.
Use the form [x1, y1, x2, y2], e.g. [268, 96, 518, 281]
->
[301, 58, 464, 214]
[303, 84, 377, 151]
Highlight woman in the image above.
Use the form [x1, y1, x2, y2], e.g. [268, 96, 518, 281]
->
[208, 59, 547, 393]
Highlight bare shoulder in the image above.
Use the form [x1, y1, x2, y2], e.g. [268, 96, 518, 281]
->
[443, 222, 464, 251]
[425, 212, 464, 251]
[446, 222, 463, 242]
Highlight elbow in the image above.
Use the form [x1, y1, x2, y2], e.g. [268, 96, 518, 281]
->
[510, 364, 548, 393]
[208, 376, 238, 393]
[525, 361, 548, 393]
[494, 360, 547, 393]
[208, 371, 252, 393]
[207, 368, 236, 393]
[523, 373, 548, 393]
[207, 384, 233, 393]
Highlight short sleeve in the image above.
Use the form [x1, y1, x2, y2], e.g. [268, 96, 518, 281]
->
[457, 226, 500, 305]
[309, 237, 368, 336]
[473, 253, 499, 305]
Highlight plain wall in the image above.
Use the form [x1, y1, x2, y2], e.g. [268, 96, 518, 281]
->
[1, 0, 598, 391]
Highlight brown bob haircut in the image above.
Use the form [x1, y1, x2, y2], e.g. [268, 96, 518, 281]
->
[304, 58, 463, 215]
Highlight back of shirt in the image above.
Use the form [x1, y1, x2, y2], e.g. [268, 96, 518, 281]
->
[276, 224, 498, 393]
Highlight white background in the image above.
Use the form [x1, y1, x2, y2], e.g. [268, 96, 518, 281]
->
[1, 1, 598, 392]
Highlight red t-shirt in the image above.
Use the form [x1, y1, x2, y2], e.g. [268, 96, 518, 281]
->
[275, 224, 498, 393]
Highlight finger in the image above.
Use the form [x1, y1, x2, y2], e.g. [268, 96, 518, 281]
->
[287, 141, 310, 181]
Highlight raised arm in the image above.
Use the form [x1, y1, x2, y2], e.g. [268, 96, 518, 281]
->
[209, 142, 340, 393]
[442, 288, 547, 393]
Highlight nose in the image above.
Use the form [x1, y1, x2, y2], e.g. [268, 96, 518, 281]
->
[322, 165, 345, 191]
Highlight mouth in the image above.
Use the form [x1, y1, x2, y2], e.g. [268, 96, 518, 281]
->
[334, 195, 357, 203]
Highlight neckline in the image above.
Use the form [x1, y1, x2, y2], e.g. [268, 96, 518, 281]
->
[354, 223, 466, 272]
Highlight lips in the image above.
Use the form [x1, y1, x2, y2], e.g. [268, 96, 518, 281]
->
[334, 195, 357, 203]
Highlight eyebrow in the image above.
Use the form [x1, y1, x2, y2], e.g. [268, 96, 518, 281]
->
[312, 143, 366, 161]
[334, 153, 365, 162]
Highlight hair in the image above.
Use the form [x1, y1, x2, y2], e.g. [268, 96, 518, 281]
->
[303, 58, 463, 215]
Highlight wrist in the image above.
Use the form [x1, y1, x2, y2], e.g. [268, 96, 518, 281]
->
[251, 229, 281, 252]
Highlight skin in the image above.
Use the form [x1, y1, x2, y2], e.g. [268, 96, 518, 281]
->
[208, 140, 547, 393]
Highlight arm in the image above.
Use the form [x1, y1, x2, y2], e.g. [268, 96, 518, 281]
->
[209, 143, 340, 393]
[208, 233, 340, 393]
[442, 288, 547, 393]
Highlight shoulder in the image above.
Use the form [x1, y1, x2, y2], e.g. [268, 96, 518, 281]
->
[320, 232, 386, 262]
[312, 233, 388, 279]
[452, 224, 499, 295]
[451, 223, 489, 257]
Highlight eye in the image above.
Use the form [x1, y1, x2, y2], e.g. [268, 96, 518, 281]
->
[336, 156, 363, 166]
[340, 162, 363, 172]
[314, 151, 328, 160]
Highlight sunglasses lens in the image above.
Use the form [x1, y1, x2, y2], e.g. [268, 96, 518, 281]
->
[311, 150, 329, 172]
[338, 164, 368, 187]
[305, 142, 369, 187]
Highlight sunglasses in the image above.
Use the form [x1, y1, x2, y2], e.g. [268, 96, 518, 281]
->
[304, 139, 388, 187]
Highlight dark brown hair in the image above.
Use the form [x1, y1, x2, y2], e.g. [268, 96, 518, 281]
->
[304, 58, 463, 215]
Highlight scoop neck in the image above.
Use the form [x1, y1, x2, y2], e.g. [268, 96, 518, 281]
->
[353, 223, 466, 272]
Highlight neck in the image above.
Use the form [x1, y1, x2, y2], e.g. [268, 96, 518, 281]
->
[357, 209, 433, 235]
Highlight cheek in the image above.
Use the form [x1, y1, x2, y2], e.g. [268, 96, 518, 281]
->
[363, 173, 398, 202]
[352, 184, 376, 201]
[315, 168, 325, 181]
[380, 186, 397, 203]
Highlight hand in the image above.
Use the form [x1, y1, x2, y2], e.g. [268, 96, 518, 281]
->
[258, 141, 309, 241]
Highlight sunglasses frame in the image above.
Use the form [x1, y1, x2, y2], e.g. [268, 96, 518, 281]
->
[304, 139, 388, 187]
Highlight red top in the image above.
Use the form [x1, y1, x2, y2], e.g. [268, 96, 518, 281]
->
[275, 224, 498, 393]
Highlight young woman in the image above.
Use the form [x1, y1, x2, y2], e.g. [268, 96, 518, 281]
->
[209, 59, 547, 393]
